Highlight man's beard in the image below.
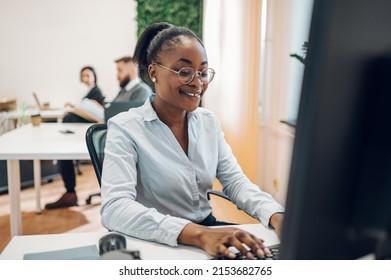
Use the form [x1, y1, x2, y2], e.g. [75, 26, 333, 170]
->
[120, 76, 130, 88]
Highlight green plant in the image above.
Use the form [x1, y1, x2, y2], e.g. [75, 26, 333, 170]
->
[290, 41, 308, 65]
[136, 0, 203, 38]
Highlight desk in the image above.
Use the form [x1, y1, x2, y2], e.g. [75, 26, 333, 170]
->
[0, 123, 92, 237]
[1, 109, 66, 130]
[0, 224, 280, 260]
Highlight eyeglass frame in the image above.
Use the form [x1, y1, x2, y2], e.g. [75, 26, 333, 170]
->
[152, 63, 216, 85]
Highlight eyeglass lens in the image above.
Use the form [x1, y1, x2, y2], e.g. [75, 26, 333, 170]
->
[178, 67, 215, 84]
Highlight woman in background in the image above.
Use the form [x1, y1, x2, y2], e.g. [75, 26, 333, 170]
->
[64, 66, 105, 114]
[45, 66, 105, 209]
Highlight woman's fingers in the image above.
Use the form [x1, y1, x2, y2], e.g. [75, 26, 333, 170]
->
[231, 230, 269, 259]
[211, 229, 270, 259]
[216, 243, 236, 259]
[246, 232, 271, 257]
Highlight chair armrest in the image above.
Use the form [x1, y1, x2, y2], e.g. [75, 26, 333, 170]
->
[207, 190, 231, 201]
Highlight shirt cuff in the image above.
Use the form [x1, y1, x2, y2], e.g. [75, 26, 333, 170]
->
[258, 202, 285, 228]
[159, 216, 192, 247]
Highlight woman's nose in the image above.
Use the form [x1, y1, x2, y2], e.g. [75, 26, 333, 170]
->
[190, 72, 204, 86]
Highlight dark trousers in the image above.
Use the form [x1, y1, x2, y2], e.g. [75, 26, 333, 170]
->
[60, 113, 91, 193]
[60, 160, 76, 192]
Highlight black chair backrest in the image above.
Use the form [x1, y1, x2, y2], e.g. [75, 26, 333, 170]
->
[85, 123, 107, 186]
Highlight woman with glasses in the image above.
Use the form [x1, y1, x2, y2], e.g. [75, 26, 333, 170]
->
[100, 22, 284, 259]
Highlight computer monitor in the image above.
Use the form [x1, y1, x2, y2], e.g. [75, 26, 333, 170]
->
[279, 0, 391, 259]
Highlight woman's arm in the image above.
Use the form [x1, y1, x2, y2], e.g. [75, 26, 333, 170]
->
[214, 117, 285, 227]
[100, 120, 190, 246]
[86, 85, 105, 105]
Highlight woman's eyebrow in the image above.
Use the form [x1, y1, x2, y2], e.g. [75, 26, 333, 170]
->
[176, 58, 208, 65]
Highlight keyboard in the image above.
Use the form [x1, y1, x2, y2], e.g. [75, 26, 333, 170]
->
[212, 244, 280, 260]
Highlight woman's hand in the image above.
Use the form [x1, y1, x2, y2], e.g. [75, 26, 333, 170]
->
[178, 223, 270, 259]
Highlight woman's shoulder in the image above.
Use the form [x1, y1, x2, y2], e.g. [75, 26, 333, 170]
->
[108, 101, 150, 128]
[193, 107, 218, 121]
[89, 85, 102, 94]
[109, 107, 142, 124]
[86, 85, 105, 104]
[190, 107, 222, 131]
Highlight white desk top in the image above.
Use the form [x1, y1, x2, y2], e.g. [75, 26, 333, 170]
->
[3, 109, 66, 120]
[0, 224, 280, 260]
[0, 123, 92, 160]
[0, 122, 94, 237]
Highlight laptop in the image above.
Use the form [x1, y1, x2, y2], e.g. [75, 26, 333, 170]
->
[104, 101, 145, 123]
[32, 92, 51, 110]
[32, 92, 43, 110]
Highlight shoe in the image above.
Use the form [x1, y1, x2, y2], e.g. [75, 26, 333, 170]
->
[45, 192, 78, 209]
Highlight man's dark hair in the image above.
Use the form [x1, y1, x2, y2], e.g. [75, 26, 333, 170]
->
[114, 56, 134, 64]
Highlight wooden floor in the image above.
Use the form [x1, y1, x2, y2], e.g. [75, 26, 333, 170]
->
[0, 163, 258, 253]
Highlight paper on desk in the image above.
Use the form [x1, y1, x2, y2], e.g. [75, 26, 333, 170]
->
[23, 245, 100, 260]
[71, 98, 104, 123]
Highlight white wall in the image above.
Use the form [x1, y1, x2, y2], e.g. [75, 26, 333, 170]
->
[0, 0, 137, 109]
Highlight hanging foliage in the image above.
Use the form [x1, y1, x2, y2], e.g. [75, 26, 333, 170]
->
[136, 0, 203, 38]
[290, 41, 308, 65]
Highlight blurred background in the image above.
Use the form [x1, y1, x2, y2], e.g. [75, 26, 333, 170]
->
[0, 0, 314, 206]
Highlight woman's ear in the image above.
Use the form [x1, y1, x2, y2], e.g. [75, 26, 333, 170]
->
[148, 64, 157, 83]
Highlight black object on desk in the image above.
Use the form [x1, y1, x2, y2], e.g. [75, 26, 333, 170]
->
[99, 233, 127, 254]
[59, 129, 75, 134]
[99, 233, 141, 260]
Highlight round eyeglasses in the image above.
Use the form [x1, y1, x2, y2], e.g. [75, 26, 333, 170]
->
[154, 63, 216, 85]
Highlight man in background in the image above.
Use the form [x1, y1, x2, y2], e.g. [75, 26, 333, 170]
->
[112, 56, 153, 102]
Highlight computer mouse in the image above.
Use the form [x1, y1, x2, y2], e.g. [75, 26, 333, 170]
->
[98, 233, 127, 255]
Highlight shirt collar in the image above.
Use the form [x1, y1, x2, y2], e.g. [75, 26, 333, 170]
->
[124, 78, 140, 92]
[140, 94, 159, 121]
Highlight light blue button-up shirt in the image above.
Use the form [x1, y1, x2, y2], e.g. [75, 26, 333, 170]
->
[101, 96, 284, 247]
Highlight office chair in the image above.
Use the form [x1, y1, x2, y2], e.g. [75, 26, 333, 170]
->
[207, 189, 230, 201]
[84, 122, 233, 210]
[85, 123, 107, 204]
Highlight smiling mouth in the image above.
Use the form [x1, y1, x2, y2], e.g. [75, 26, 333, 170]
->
[180, 89, 202, 98]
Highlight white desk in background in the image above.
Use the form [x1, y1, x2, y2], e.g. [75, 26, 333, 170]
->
[2, 109, 66, 124]
[38, 109, 67, 122]
[0, 224, 280, 260]
[0, 123, 92, 237]
[1, 109, 66, 135]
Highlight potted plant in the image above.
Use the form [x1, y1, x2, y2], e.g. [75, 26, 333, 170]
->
[290, 41, 308, 65]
